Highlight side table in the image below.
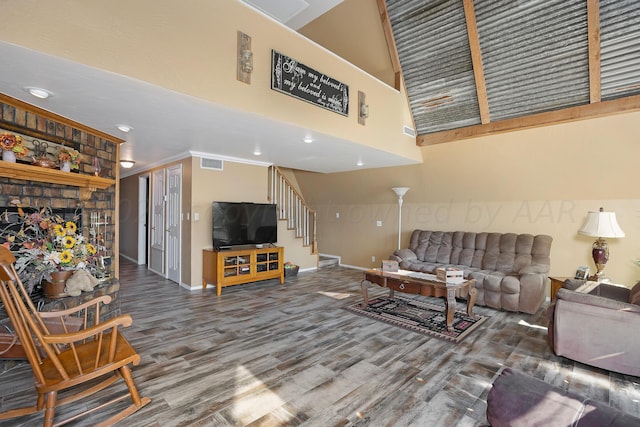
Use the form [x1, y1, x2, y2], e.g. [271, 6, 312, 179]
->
[549, 276, 572, 302]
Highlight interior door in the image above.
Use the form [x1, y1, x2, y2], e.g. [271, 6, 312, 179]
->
[149, 169, 165, 275]
[137, 174, 149, 265]
[166, 165, 181, 284]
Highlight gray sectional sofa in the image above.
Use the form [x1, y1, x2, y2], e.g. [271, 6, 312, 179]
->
[390, 230, 553, 314]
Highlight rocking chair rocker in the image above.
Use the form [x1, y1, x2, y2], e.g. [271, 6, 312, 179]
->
[0, 246, 150, 426]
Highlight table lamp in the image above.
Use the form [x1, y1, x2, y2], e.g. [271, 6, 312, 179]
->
[577, 207, 625, 281]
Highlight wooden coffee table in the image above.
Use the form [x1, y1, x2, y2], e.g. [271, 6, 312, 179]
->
[361, 269, 477, 332]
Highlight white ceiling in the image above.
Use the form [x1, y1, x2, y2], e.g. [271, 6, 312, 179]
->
[0, 1, 419, 177]
[242, 0, 344, 29]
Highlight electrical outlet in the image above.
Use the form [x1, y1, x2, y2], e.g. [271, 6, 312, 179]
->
[371, 256, 376, 262]
[336, 212, 340, 219]
[376, 220, 382, 227]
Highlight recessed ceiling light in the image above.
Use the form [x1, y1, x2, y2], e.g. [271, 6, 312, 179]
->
[303, 136, 313, 143]
[253, 149, 261, 156]
[25, 87, 53, 99]
[357, 160, 364, 166]
[120, 160, 136, 168]
[116, 124, 132, 133]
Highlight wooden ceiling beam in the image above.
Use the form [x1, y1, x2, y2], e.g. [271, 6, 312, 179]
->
[463, 0, 490, 124]
[376, 0, 402, 91]
[587, 0, 601, 103]
[417, 94, 640, 146]
[376, 0, 417, 134]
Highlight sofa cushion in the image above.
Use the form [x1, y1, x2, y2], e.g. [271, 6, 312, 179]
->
[487, 367, 640, 427]
[458, 232, 477, 266]
[436, 232, 453, 264]
[471, 233, 487, 269]
[495, 233, 517, 272]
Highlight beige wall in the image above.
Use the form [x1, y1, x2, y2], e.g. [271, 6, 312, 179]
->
[0, 0, 420, 164]
[295, 111, 640, 286]
[119, 158, 316, 289]
[190, 159, 317, 289]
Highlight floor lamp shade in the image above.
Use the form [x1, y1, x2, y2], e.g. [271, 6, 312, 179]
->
[578, 207, 625, 279]
[392, 187, 409, 250]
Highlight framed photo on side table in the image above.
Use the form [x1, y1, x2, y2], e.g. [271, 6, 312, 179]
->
[575, 266, 589, 280]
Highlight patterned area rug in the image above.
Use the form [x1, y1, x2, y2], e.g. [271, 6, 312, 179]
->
[344, 295, 488, 343]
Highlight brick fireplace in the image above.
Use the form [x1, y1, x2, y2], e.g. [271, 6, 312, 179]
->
[0, 94, 122, 275]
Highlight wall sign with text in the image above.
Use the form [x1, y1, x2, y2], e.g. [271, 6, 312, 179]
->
[271, 50, 349, 116]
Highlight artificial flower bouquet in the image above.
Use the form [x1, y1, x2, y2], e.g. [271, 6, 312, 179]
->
[58, 146, 82, 170]
[0, 207, 100, 293]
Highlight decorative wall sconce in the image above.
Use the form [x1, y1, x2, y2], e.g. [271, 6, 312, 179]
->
[358, 91, 368, 125]
[240, 49, 253, 73]
[237, 31, 253, 84]
[360, 103, 369, 119]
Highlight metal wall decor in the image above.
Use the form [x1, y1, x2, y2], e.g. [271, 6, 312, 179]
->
[271, 50, 349, 116]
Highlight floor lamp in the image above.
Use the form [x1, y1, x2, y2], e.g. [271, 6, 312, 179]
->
[392, 187, 409, 250]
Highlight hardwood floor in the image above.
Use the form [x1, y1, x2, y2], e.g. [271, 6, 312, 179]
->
[1, 260, 639, 426]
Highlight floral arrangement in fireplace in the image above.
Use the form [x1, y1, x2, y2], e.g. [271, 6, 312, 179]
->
[57, 146, 82, 170]
[0, 207, 100, 293]
[0, 132, 28, 158]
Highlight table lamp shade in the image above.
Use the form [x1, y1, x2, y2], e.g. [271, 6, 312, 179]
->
[578, 209, 625, 238]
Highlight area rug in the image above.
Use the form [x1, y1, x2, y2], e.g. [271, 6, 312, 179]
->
[344, 295, 488, 343]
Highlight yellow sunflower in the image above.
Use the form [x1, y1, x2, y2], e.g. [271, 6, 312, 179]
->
[59, 250, 73, 264]
[86, 243, 97, 255]
[53, 224, 65, 236]
[63, 236, 76, 248]
[65, 221, 77, 234]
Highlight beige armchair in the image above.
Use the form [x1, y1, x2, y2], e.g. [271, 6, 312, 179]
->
[547, 280, 640, 377]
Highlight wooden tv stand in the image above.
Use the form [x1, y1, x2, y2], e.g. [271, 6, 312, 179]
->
[202, 246, 284, 296]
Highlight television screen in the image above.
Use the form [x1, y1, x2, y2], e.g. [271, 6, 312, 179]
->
[212, 202, 277, 249]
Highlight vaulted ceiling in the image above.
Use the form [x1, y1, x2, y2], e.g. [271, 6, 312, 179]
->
[379, 0, 640, 145]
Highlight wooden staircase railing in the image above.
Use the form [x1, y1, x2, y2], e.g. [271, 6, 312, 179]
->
[268, 166, 317, 254]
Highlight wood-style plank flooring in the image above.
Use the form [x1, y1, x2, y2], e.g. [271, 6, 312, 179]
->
[1, 259, 639, 426]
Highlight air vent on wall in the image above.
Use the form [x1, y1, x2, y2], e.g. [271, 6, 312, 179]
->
[403, 125, 416, 137]
[200, 158, 223, 171]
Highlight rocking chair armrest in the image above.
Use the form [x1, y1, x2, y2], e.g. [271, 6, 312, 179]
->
[41, 314, 134, 345]
[37, 295, 113, 319]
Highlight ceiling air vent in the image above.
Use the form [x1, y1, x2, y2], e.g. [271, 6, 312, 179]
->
[200, 158, 223, 171]
[403, 125, 416, 137]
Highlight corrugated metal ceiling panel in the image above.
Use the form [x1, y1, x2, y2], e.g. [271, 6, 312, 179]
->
[600, 0, 640, 100]
[475, 0, 589, 121]
[384, 0, 640, 139]
[386, 0, 481, 134]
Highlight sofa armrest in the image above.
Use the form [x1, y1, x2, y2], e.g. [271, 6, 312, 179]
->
[392, 248, 417, 261]
[562, 278, 586, 291]
[487, 368, 640, 427]
[556, 288, 640, 313]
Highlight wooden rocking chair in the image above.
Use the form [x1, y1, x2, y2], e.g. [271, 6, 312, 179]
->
[0, 246, 150, 426]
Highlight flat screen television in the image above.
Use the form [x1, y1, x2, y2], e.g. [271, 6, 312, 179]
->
[212, 202, 278, 249]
